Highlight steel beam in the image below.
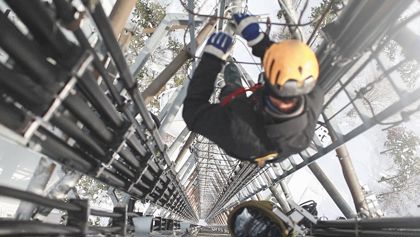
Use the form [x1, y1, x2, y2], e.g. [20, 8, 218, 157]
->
[187, 0, 197, 61]
[307, 160, 356, 218]
[269, 184, 291, 212]
[335, 145, 369, 216]
[130, 13, 203, 77]
[174, 133, 196, 171]
[142, 18, 217, 103]
[108, 0, 136, 38]
[158, 87, 182, 121]
[167, 126, 190, 158]
[179, 156, 196, 181]
[159, 82, 190, 133]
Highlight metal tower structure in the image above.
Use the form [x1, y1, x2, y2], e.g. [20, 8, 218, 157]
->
[0, 0, 419, 236]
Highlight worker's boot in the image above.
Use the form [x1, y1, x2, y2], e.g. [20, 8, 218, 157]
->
[219, 62, 243, 100]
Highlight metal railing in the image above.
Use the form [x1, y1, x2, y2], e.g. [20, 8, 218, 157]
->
[0, 0, 197, 222]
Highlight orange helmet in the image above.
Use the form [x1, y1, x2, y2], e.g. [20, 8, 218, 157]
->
[263, 40, 319, 97]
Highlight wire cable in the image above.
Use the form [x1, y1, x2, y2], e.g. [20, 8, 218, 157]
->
[306, 0, 335, 45]
[298, 0, 310, 26]
[179, 0, 323, 27]
[193, 56, 260, 65]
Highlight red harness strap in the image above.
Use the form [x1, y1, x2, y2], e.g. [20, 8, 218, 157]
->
[220, 83, 262, 106]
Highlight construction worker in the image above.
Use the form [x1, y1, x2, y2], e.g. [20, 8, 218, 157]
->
[182, 14, 324, 166]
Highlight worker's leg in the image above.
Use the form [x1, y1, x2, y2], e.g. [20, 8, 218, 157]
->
[219, 62, 243, 100]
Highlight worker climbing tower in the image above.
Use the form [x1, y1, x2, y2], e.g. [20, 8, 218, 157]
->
[0, 0, 419, 236]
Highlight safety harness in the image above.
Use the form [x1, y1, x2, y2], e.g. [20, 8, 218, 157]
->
[220, 83, 280, 167]
[220, 83, 262, 106]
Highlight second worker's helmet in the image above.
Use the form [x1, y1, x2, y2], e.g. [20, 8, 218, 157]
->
[263, 40, 319, 98]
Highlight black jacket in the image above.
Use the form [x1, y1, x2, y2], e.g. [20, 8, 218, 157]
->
[182, 35, 324, 161]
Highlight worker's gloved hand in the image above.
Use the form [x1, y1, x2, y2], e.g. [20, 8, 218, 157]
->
[233, 13, 264, 46]
[203, 32, 233, 61]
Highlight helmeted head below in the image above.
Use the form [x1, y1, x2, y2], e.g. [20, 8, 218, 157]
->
[227, 200, 288, 237]
[263, 40, 319, 98]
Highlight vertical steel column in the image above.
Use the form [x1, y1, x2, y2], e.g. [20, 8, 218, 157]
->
[99, 0, 135, 82]
[217, 0, 226, 30]
[307, 161, 356, 218]
[187, 0, 197, 70]
[108, 0, 136, 38]
[336, 145, 369, 215]
[269, 184, 291, 213]
[279, 180, 293, 202]
[324, 112, 369, 216]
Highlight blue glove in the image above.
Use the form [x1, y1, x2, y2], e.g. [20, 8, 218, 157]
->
[203, 32, 233, 61]
[233, 13, 264, 46]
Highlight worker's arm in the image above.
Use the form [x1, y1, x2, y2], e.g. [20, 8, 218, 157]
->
[251, 34, 274, 59]
[183, 33, 234, 146]
[233, 13, 274, 62]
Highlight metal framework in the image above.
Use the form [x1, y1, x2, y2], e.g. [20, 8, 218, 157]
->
[0, 0, 198, 228]
[0, 0, 419, 236]
[204, 0, 420, 223]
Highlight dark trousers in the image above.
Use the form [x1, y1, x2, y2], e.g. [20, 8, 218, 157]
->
[220, 63, 243, 100]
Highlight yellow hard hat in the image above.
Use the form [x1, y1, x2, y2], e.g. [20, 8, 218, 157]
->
[263, 40, 319, 97]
